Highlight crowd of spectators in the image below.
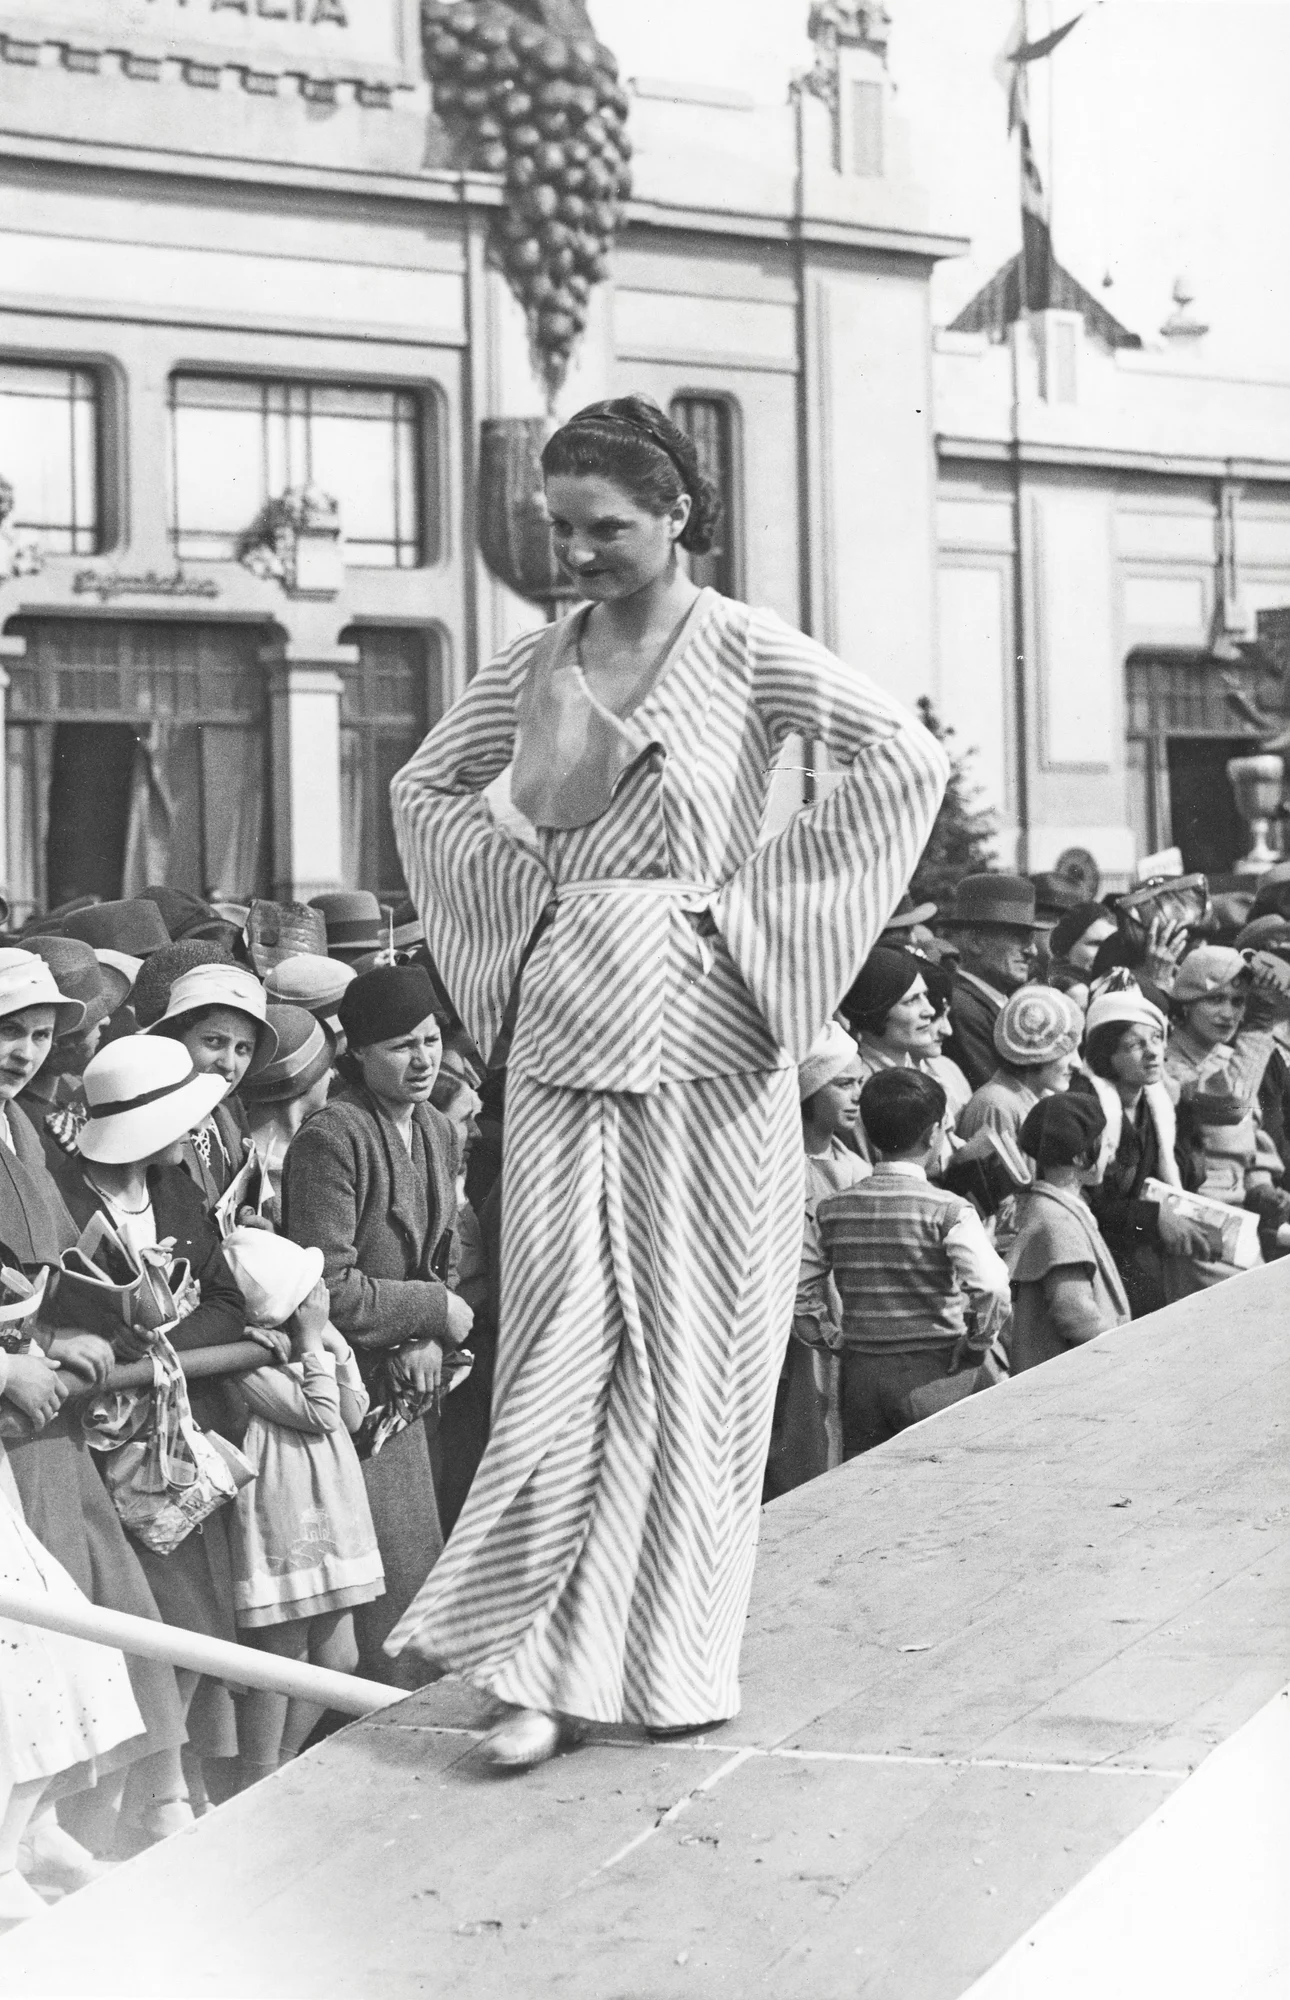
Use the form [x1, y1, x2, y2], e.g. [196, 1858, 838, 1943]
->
[4, 849, 1290, 1922]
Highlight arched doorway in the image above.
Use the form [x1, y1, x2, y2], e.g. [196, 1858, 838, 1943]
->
[1125, 648, 1267, 875]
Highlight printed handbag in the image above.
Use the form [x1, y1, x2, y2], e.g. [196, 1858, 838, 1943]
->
[83, 1333, 248, 1556]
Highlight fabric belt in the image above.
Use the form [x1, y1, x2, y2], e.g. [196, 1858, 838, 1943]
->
[552, 879, 721, 974]
[554, 878, 718, 903]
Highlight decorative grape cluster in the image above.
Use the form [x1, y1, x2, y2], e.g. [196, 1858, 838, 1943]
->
[422, 1, 632, 402]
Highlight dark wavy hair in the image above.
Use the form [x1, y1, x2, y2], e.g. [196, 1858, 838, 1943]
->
[541, 395, 723, 556]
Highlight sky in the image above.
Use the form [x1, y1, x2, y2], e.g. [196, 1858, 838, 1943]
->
[605, 0, 1290, 372]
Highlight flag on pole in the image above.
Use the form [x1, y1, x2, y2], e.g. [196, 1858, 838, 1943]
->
[997, 9, 1083, 311]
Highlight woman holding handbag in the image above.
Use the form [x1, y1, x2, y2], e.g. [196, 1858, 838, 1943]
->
[46, 1035, 271, 1802]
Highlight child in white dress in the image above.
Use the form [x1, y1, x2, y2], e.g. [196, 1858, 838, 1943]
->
[1, 1447, 144, 1925]
[220, 1231, 384, 1787]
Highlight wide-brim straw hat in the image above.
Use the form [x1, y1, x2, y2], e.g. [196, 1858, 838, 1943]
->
[78, 1038, 228, 1165]
[145, 962, 279, 1076]
[0, 948, 86, 1037]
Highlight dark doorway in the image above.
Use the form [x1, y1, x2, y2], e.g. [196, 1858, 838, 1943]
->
[46, 723, 136, 907]
[1166, 736, 1250, 877]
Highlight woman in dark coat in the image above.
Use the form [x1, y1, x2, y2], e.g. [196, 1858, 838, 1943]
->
[281, 966, 469, 1684]
[0, 950, 190, 1854]
[47, 1034, 258, 1791]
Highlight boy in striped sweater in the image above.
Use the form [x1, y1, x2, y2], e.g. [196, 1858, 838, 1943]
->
[809, 1068, 1011, 1456]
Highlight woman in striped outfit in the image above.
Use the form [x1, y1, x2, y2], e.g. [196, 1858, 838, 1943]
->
[386, 397, 947, 1769]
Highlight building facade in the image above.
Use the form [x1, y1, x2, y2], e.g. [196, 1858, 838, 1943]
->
[933, 292, 1290, 890]
[0, 0, 960, 920]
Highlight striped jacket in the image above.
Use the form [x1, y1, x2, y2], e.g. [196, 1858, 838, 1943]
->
[392, 589, 947, 1093]
[814, 1163, 1012, 1355]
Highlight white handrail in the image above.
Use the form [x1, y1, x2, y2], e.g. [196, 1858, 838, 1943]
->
[0, 1587, 406, 1718]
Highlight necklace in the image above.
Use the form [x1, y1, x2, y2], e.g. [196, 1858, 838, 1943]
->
[84, 1174, 151, 1216]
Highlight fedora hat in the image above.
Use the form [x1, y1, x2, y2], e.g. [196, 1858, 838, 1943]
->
[95, 948, 143, 995]
[1027, 872, 1085, 921]
[78, 1038, 228, 1165]
[222, 1227, 325, 1329]
[18, 937, 111, 1036]
[0, 948, 86, 1037]
[62, 899, 171, 958]
[145, 962, 279, 1074]
[879, 892, 937, 933]
[941, 874, 1043, 932]
[140, 885, 223, 943]
[309, 891, 384, 958]
[387, 898, 426, 952]
[239, 1005, 334, 1105]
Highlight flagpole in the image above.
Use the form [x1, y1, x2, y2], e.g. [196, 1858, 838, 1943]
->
[1011, 0, 1031, 867]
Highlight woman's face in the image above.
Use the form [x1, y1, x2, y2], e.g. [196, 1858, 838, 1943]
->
[1111, 1024, 1165, 1092]
[1184, 987, 1245, 1051]
[0, 1005, 57, 1101]
[545, 472, 690, 602]
[1032, 1047, 1079, 1095]
[1067, 916, 1116, 972]
[181, 1007, 260, 1096]
[810, 1067, 863, 1139]
[878, 976, 938, 1057]
[357, 1013, 443, 1108]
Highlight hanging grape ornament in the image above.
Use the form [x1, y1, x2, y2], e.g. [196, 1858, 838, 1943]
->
[422, 0, 632, 405]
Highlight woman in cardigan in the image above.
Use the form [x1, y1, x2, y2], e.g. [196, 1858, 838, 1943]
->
[49, 1036, 257, 1800]
[281, 965, 468, 1685]
[0, 952, 190, 1856]
[386, 395, 946, 1768]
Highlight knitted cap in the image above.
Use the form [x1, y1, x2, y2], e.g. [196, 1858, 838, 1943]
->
[132, 941, 236, 1029]
[992, 985, 1082, 1066]
[1173, 946, 1251, 1003]
[798, 1020, 861, 1101]
[1019, 1090, 1106, 1169]
[338, 965, 440, 1051]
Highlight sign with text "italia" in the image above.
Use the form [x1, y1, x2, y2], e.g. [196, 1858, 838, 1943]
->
[0, 0, 413, 74]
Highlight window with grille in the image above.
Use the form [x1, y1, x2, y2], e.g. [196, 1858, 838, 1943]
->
[0, 362, 100, 553]
[170, 375, 431, 568]
[339, 627, 444, 897]
[669, 395, 740, 598]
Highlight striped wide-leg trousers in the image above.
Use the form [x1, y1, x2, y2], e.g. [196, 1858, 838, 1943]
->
[385, 1066, 804, 1727]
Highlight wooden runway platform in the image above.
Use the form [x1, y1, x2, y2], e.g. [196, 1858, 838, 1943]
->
[4, 1260, 1288, 1999]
